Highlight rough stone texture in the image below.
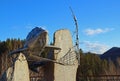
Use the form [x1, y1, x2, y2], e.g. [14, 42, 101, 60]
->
[0, 53, 30, 81]
[54, 29, 78, 81]
[12, 53, 30, 81]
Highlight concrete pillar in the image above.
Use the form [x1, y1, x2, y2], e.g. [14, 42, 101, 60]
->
[0, 53, 30, 81]
[54, 29, 78, 81]
[12, 53, 30, 81]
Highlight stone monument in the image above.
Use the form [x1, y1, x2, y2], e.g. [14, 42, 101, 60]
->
[0, 28, 78, 81]
[54, 29, 78, 81]
[0, 53, 30, 81]
[12, 53, 30, 81]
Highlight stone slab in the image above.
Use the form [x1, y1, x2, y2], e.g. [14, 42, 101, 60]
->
[54, 29, 78, 81]
[12, 53, 30, 81]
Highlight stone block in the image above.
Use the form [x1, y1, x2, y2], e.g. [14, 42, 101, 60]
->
[54, 29, 78, 81]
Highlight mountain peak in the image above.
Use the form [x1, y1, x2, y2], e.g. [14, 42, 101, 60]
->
[100, 47, 120, 60]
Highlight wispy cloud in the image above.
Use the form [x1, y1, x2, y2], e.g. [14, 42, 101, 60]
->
[80, 41, 110, 54]
[84, 28, 113, 36]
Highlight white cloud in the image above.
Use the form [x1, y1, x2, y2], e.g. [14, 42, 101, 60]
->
[80, 41, 110, 54]
[84, 28, 113, 36]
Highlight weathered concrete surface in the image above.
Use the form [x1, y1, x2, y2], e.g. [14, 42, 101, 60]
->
[54, 29, 78, 81]
[0, 53, 30, 81]
[12, 53, 30, 81]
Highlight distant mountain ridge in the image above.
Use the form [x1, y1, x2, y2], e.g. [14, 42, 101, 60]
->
[100, 47, 120, 60]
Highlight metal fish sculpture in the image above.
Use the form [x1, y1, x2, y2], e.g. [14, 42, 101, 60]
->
[9, 27, 61, 72]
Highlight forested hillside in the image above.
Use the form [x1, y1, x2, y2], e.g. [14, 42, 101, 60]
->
[77, 49, 120, 80]
[0, 38, 24, 76]
[1, 39, 120, 80]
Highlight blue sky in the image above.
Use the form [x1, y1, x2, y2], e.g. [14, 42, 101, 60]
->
[0, 0, 120, 54]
